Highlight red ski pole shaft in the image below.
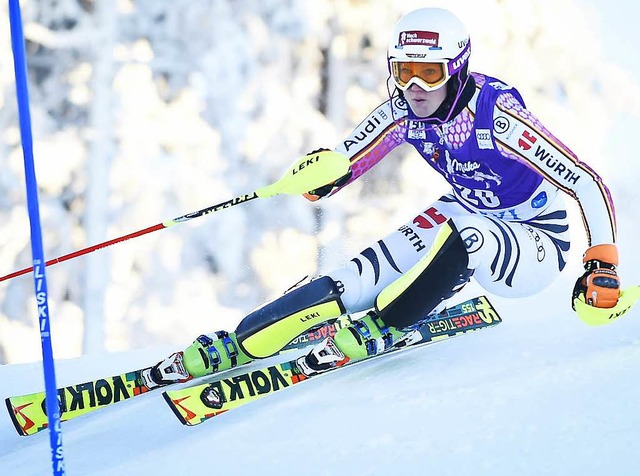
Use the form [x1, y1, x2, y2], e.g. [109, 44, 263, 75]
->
[1, 192, 258, 282]
[1, 150, 352, 283]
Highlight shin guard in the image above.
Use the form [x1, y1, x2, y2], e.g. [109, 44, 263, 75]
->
[236, 276, 345, 359]
[375, 219, 472, 329]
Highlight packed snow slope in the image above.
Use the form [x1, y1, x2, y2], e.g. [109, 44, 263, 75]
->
[1, 279, 639, 476]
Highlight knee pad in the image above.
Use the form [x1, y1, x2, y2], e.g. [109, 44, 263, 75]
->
[236, 276, 346, 359]
[375, 219, 472, 328]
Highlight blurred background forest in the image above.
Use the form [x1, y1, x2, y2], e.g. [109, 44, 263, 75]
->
[1, 0, 639, 364]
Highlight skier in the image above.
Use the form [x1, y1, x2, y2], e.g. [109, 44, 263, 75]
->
[143, 7, 621, 388]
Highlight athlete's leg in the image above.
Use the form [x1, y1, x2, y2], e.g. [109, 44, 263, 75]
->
[301, 195, 570, 373]
[230, 196, 466, 363]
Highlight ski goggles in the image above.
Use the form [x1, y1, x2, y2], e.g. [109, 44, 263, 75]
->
[390, 60, 450, 92]
[390, 40, 471, 92]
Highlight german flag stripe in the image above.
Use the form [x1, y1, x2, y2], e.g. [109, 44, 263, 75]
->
[495, 106, 616, 242]
[495, 140, 595, 243]
[349, 120, 404, 165]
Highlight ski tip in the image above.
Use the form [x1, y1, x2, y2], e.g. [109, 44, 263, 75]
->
[5, 397, 28, 437]
[161, 391, 189, 426]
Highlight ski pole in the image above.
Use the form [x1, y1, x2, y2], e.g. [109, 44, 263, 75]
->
[0, 150, 350, 282]
[574, 285, 640, 325]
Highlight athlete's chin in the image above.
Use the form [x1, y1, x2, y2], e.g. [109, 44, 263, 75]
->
[407, 100, 436, 118]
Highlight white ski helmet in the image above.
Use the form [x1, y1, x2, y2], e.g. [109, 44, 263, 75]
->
[387, 8, 471, 92]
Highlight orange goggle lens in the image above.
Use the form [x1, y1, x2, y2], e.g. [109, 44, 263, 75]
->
[391, 61, 448, 90]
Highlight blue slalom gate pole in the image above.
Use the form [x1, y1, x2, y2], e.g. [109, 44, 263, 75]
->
[8, 1, 66, 474]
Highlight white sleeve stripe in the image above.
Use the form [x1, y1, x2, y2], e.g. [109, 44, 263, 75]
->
[494, 107, 616, 244]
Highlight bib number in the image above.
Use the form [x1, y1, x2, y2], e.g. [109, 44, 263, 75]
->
[454, 185, 501, 208]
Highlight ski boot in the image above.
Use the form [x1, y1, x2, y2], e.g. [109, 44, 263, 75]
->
[297, 312, 408, 376]
[142, 331, 252, 389]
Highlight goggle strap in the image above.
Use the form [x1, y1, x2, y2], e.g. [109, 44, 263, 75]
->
[447, 39, 471, 76]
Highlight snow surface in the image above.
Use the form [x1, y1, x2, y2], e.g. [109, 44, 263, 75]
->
[1, 278, 640, 476]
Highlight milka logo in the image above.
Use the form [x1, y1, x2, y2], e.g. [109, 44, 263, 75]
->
[445, 156, 481, 175]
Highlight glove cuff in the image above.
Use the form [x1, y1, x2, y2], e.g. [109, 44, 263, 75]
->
[303, 192, 321, 202]
[583, 244, 618, 269]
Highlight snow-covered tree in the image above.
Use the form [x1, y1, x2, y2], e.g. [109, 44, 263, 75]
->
[0, 0, 637, 363]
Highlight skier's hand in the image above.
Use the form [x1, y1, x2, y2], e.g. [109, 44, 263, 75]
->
[303, 148, 352, 202]
[572, 244, 620, 309]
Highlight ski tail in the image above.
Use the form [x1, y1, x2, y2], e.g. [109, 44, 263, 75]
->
[6, 395, 31, 437]
[163, 295, 501, 427]
[162, 392, 190, 426]
[5, 370, 149, 436]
